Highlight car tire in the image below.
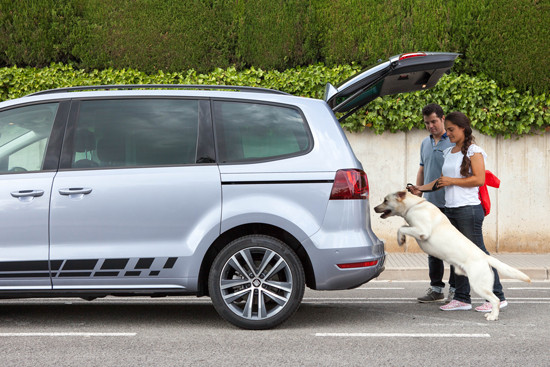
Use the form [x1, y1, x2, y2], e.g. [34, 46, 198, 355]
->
[208, 235, 305, 330]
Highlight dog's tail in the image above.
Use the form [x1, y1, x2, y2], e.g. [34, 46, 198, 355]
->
[487, 256, 531, 283]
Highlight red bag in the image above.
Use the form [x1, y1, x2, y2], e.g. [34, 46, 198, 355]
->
[479, 170, 500, 216]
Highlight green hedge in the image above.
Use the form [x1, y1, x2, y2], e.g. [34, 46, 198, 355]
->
[0, 0, 83, 65]
[464, 0, 550, 95]
[70, 0, 237, 74]
[1, 63, 547, 138]
[0, 0, 548, 94]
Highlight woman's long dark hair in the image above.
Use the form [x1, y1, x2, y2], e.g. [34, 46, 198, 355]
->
[446, 111, 475, 177]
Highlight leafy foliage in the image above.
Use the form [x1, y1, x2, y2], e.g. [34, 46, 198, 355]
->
[0, 63, 547, 138]
[0, 0, 547, 94]
[0, 0, 83, 66]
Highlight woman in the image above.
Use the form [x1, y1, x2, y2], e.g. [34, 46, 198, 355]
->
[409, 111, 507, 312]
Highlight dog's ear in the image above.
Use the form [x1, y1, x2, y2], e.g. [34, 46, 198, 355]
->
[397, 191, 407, 200]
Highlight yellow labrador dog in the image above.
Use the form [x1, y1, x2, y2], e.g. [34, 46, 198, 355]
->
[374, 191, 530, 321]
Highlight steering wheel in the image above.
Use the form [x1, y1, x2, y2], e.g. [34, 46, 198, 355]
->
[9, 166, 28, 172]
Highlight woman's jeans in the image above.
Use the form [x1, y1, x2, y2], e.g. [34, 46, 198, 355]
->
[444, 204, 505, 304]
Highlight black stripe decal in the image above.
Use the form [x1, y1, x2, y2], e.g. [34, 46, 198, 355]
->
[0, 261, 49, 272]
[163, 257, 178, 269]
[50, 260, 63, 270]
[95, 271, 119, 277]
[222, 180, 333, 185]
[135, 258, 154, 269]
[63, 259, 98, 271]
[101, 258, 129, 270]
[0, 257, 180, 277]
[0, 272, 50, 278]
[58, 272, 92, 277]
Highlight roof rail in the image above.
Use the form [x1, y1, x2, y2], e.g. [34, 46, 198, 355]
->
[25, 84, 290, 97]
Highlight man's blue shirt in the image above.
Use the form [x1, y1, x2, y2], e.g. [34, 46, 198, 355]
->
[419, 133, 454, 208]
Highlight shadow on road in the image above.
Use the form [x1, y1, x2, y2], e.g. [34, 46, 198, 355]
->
[0, 299, 390, 330]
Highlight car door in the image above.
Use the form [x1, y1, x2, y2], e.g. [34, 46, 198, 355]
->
[324, 52, 459, 120]
[0, 101, 68, 290]
[49, 98, 221, 290]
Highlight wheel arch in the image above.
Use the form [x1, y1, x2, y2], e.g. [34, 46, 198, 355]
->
[197, 223, 315, 296]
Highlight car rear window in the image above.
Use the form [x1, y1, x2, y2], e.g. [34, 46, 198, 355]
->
[213, 101, 311, 163]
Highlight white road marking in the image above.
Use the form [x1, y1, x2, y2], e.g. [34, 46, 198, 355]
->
[304, 297, 413, 300]
[302, 297, 550, 304]
[357, 287, 405, 290]
[315, 333, 490, 338]
[507, 287, 550, 290]
[0, 332, 136, 337]
[304, 297, 550, 300]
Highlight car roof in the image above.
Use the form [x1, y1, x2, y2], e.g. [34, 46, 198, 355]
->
[25, 84, 291, 97]
[0, 85, 321, 109]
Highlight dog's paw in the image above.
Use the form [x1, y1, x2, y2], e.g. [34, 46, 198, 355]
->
[485, 313, 499, 321]
[397, 233, 406, 246]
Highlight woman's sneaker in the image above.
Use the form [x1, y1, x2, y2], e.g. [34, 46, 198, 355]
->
[475, 300, 508, 312]
[439, 299, 472, 311]
[446, 289, 455, 303]
[417, 288, 444, 303]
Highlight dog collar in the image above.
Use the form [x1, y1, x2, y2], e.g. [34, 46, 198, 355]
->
[403, 198, 427, 217]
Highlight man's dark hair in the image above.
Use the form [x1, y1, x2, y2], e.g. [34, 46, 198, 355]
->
[422, 103, 444, 119]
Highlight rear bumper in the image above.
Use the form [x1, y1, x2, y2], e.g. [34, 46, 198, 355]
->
[303, 234, 386, 290]
[303, 198, 386, 290]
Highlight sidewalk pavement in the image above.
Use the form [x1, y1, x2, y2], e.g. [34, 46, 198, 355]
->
[378, 253, 550, 281]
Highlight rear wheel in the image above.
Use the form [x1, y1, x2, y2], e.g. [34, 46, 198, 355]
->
[208, 235, 305, 329]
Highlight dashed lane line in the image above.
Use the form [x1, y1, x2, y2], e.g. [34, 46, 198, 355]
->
[315, 333, 490, 338]
[0, 332, 136, 337]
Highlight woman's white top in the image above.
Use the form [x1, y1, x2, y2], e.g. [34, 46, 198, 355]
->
[442, 144, 487, 208]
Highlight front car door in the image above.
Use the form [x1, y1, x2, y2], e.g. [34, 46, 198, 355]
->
[49, 98, 221, 292]
[0, 101, 67, 290]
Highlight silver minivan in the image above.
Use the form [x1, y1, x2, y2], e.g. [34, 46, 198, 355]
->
[0, 52, 457, 329]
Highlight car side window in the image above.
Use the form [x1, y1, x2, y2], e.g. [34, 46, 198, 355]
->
[213, 101, 311, 163]
[71, 99, 199, 168]
[0, 103, 59, 173]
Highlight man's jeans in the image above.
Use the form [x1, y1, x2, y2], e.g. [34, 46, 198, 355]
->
[444, 204, 505, 304]
[429, 255, 455, 292]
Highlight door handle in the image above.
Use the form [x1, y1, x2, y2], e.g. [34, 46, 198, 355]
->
[59, 188, 93, 196]
[11, 190, 45, 198]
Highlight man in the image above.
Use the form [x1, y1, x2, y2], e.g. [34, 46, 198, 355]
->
[415, 103, 456, 303]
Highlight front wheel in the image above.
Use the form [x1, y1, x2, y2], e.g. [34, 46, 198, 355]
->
[208, 235, 305, 330]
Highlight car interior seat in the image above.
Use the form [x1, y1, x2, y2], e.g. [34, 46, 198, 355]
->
[73, 129, 99, 168]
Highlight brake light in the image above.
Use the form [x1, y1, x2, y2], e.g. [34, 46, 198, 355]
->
[329, 169, 369, 200]
[337, 260, 378, 269]
[399, 52, 427, 60]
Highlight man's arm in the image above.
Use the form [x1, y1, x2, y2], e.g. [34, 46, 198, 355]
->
[414, 166, 424, 196]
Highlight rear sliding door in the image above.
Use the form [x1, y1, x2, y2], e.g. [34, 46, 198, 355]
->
[49, 98, 220, 291]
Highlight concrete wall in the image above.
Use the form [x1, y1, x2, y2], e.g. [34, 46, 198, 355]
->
[345, 129, 550, 253]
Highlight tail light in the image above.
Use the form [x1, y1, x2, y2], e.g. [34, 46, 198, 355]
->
[337, 260, 378, 269]
[329, 169, 369, 200]
[399, 52, 427, 60]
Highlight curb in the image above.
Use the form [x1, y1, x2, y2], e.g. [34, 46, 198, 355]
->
[377, 267, 549, 281]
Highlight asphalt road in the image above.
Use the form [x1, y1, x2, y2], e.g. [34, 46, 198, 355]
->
[1, 281, 548, 366]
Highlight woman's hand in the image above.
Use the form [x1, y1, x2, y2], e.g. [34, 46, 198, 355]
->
[436, 176, 455, 187]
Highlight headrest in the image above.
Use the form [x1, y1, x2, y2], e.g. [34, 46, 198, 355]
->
[97, 136, 125, 165]
[75, 130, 96, 153]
